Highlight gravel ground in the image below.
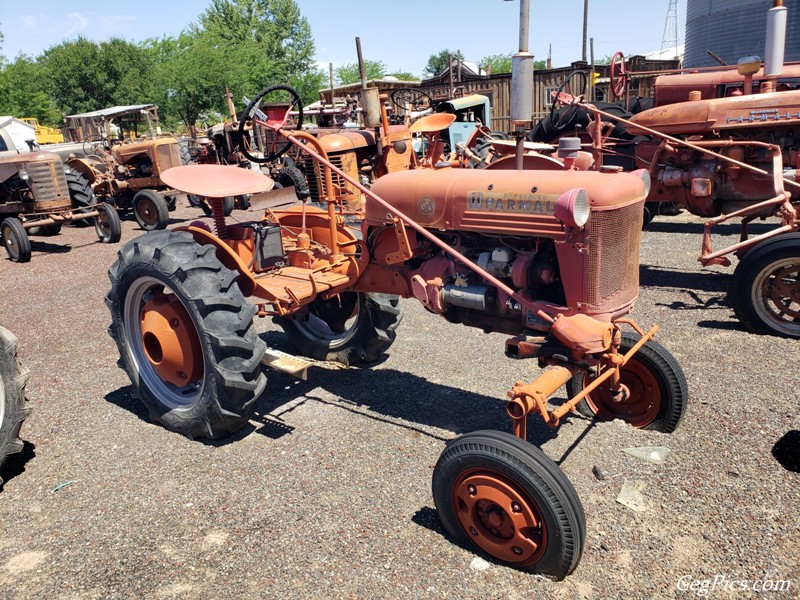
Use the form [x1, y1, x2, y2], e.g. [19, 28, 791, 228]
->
[0, 202, 797, 599]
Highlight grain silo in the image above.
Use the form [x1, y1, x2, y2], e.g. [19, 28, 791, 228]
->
[684, 0, 800, 68]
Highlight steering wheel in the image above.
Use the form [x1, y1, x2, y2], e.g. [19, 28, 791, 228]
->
[549, 70, 588, 131]
[82, 135, 110, 158]
[390, 88, 434, 112]
[610, 51, 627, 98]
[238, 84, 304, 164]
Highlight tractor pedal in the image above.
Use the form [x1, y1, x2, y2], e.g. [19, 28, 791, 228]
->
[261, 348, 311, 380]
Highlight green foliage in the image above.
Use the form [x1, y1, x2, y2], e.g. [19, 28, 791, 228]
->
[480, 53, 547, 75]
[423, 49, 463, 79]
[335, 60, 386, 85]
[0, 54, 61, 125]
[595, 55, 614, 65]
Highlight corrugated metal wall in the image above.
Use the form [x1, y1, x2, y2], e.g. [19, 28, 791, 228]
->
[685, 0, 800, 68]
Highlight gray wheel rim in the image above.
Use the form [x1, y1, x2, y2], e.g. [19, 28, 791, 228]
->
[95, 207, 111, 240]
[751, 257, 800, 337]
[2, 225, 20, 260]
[123, 276, 205, 409]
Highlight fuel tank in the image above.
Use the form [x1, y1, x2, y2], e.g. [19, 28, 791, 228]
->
[626, 90, 800, 136]
[366, 165, 647, 237]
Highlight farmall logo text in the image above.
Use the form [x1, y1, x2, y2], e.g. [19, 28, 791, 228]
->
[467, 191, 557, 215]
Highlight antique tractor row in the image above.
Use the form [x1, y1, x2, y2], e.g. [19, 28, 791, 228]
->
[532, 56, 800, 339]
[106, 85, 688, 579]
[0, 128, 121, 263]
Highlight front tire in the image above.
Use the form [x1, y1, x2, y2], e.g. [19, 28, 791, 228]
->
[0, 327, 31, 484]
[566, 331, 687, 433]
[274, 292, 403, 365]
[65, 168, 96, 209]
[106, 230, 267, 439]
[94, 203, 121, 243]
[132, 189, 169, 231]
[1, 219, 31, 263]
[730, 233, 800, 338]
[432, 430, 585, 580]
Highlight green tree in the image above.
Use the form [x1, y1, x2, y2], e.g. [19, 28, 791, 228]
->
[480, 53, 546, 74]
[0, 54, 62, 125]
[423, 49, 463, 78]
[197, 0, 323, 104]
[334, 60, 386, 85]
[40, 37, 109, 114]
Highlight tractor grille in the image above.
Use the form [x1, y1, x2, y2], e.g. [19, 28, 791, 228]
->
[304, 153, 346, 202]
[27, 160, 69, 206]
[156, 143, 182, 171]
[584, 200, 643, 312]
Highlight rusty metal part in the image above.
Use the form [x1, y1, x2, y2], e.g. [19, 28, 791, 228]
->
[507, 322, 659, 432]
[452, 469, 547, 565]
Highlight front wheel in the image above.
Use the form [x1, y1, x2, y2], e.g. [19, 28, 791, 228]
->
[196, 196, 235, 217]
[132, 189, 169, 231]
[106, 230, 268, 439]
[94, 202, 121, 243]
[1, 219, 31, 263]
[432, 430, 585, 580]
[730, 233, 800, 338]
[0, 327, 31, 484]
[566, 331, 687, 433]
[274, 292, 403, 365]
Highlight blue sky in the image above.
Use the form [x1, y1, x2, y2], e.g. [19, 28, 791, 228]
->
[1, 1, 686, 76]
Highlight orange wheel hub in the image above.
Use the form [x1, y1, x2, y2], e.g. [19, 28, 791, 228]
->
[583, 359, 661, 427]
[139, 292, 203, 387]
[452, 469, 547, 565]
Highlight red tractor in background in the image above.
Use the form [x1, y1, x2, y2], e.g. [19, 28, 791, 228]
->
[106, 84, 687, 580]
[531, 51, 800, 339]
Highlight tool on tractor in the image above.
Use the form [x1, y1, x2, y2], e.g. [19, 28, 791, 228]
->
[106, 79, 687, 579]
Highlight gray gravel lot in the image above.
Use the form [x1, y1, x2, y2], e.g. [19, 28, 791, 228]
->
[0, 202, 797, 599]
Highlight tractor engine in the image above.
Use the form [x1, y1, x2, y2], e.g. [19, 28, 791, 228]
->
[362, 166, 649, 335]
[626, 90, 800, 217]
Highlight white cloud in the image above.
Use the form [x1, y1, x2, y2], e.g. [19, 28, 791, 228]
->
[99, 15, 138, 33]
[63, 12, 90, 37]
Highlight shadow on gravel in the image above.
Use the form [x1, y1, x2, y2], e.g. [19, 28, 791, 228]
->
[104, 386, 149, 422]
[640, 264, 730, 295]
[645, 220, 773, 237]
[0, 441, 36, 489]
[695, 319, 745, 332]
[772, 431, 800, 473]
[28, 240, 73, 255]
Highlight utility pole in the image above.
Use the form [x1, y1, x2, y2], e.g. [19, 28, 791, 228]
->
[582, 0, 589, 62]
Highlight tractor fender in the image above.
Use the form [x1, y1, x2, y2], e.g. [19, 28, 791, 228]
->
[173, 224, 258, 297]
[65, 157, 99, 184]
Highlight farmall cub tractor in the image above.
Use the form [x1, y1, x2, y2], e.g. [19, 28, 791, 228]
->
[106, 85, 687, 579]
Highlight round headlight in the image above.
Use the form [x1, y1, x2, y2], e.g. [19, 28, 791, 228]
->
[554, 188, 590, 228]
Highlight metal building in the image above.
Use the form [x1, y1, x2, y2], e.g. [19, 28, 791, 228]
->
[685, 0, 800, 68]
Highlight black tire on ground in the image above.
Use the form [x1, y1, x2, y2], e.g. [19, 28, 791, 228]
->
[274, 292, 403, 365]
[94, 202, 121, 243]
[642, 203, 655, 229]
[132, 189, 169, 231]
[196, 196, 235, 217]
[165, 196, 177, 212]
[178, 140, 193, 166]
[729, 233, 800, 338]
[235, 195, 251, 210]
[276, 166, 310, 199]
[1, 219, 31, 263]
[432, 430, 585, 580]
[0, 326, 31, 485]
[106, 230, 268, 439]
[566, 331, 687, 433]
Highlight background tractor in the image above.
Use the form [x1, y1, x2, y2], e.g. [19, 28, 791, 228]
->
[0, 326, 30, 486]
[106, 84, 687, 580]
[0, 128, 121, 263]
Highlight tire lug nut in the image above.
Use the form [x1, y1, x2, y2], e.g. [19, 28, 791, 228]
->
[170, 318, 180, 329]
[511, 502, 521, 513]
[470, 527, 478, 536]
[513, 546, 523, 555]
[467, 485, 476, 496]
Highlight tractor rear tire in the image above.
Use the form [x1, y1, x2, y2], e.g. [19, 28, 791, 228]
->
[0, 326, 30, 485]
[729, 233, 800, 338]
[132, 190, 169, 231]
[276, 166, 310, 199]
[274, 292, 403, 366]
[566, 332, 687, 433]
[65, 169, 95, 209]
[432, 430, 585, 580]
[107, 230, 267, 439]
[1, 219, 31, 263]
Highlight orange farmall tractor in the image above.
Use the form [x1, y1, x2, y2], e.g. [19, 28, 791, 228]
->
[106, 84, 687, 579]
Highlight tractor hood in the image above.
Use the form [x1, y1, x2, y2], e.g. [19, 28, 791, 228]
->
[626, 90, 800, 136]
[366, 166, 647, 236]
